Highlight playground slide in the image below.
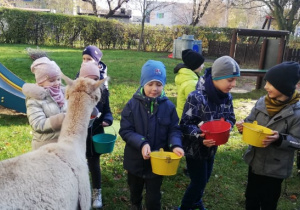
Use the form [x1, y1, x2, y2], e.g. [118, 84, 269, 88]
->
[0, 62, 26, 113]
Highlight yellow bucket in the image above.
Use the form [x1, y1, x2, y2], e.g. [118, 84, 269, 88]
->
[242, 121, 273, 147]
[150, 148, 182, 176]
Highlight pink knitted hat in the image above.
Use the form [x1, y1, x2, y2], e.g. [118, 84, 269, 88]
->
[79, 62, 100, 79]
[31, 57, 62, 84]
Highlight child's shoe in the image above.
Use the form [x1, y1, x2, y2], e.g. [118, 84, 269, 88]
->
[130, 203, 142, 210]
[92, 188, 102, 209]
[192, 200, 207, 210]
[175, 205, 194, 210]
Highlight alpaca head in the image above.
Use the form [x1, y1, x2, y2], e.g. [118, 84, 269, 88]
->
[62, 74, 106, 108]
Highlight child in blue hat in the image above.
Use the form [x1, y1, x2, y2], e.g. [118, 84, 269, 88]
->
[119, 60, 184, 210]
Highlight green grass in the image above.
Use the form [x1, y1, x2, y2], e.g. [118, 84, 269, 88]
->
[0, 44, 299, 210]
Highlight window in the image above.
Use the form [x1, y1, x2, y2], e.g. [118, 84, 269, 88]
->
[156, 13, 164, 19]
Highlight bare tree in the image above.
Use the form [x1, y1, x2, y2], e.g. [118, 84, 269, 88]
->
[104, 0, 130, 18]
[238, 0, 300, 33]
[82, 0, 99, 16]
[190, 0, 211, 26]
[134, 0, 174, 51]
[165, 0, 212, 27]
[83, 0, 129, 18]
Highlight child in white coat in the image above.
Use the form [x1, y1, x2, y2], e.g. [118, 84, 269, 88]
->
[22, 57, 67, 150]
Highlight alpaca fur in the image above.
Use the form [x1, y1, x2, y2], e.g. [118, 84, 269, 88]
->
[0, 76, 105, 209]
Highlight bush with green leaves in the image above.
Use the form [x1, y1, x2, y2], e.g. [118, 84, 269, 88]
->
[0, 8, 235, 51]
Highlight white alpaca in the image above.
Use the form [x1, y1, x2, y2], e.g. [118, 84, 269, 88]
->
[0, 76, 105, 210]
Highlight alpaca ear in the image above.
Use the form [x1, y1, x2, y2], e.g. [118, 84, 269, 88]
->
[61, 73, 74, 86]
[94, 77, 109, 89]
[65, 87, 70, 100]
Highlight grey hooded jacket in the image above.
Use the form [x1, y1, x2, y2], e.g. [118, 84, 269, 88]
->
[243, 96, 300, 179]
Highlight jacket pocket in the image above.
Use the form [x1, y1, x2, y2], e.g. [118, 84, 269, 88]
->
[157, 117, 171, 142]
[264, 150, 290, 178]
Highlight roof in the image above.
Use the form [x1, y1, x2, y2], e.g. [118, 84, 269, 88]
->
[234, 28, 290, 37]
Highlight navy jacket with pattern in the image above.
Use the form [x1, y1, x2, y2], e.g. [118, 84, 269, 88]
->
[180, 76, 236, 159]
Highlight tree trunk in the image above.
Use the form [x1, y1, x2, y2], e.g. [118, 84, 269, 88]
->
[138, 17, 145, 51]
[92, 0, 97, 16]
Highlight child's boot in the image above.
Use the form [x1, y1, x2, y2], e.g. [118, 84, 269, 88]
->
[92, 188, 102, 209]
[130, 203, 142, 210]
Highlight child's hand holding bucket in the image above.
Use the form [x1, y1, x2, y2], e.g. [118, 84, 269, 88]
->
[262, 130, 278, 147]
[198, 133, 216, 147]
[102, 121, 109, 127]
[236, 120, 244, 133]
[142, 144, 151, 160]
[203, 139, 216, 147]
[172, 147, 184, 157]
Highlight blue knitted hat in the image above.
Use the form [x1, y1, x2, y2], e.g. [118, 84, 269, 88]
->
[140, 60, 166, 87]
[82, 45, 103, 64]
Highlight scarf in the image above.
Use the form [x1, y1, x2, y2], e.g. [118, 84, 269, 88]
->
[204, 68, 229, 105]
[47, 86, 65, 107]
[265, 91, 300, 117]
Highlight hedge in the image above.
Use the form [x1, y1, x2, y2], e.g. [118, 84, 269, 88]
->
[0, 8, 234, 51]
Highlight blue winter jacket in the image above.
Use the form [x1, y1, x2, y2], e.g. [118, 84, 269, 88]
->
[119, 87, 183, 178]
[180, 75, 236, 159]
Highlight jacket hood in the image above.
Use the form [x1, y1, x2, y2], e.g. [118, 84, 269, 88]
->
[174, 63, 188, 73]
[22, 83, 48, 100]
[175, 68, 199, 86]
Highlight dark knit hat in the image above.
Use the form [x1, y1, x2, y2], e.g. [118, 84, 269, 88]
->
[212, 56, 240, 80]
[182, 49, 205, 71]
[140, 60, 166, 87]
[264, 61, 300, 97]
[82, 45, 103, 63]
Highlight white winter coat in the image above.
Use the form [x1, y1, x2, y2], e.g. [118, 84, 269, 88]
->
[22, 83, 67, 150]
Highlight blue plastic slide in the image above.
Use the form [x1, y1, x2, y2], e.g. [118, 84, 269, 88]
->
[0, 62, 26, 113]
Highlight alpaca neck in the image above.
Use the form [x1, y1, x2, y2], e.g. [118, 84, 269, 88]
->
[58, 95, 94, 151]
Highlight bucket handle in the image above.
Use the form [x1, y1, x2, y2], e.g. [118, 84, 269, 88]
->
[93, 125, 117, 137]
[106, 126, 117, 137]
[166, 155, 172, 163]
[244, 121, 264, 134]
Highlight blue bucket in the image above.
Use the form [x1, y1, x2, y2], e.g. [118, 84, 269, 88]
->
[92, 127, 117, 154]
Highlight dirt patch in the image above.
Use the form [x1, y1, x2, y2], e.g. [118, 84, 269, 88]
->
[235, 100, 256, 115]
[0, 105, 26, 116]
[232, 76, 257, 93]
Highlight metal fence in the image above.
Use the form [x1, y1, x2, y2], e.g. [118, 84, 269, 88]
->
[284, 47, 300, 63]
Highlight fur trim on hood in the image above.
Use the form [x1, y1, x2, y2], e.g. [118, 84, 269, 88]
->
[22, 83, 66, 100]
[174, 63, 187, 74]
[22, 83, 48, 100]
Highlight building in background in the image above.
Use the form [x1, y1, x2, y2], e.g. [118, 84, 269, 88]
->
[1, 0, 266, 28]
